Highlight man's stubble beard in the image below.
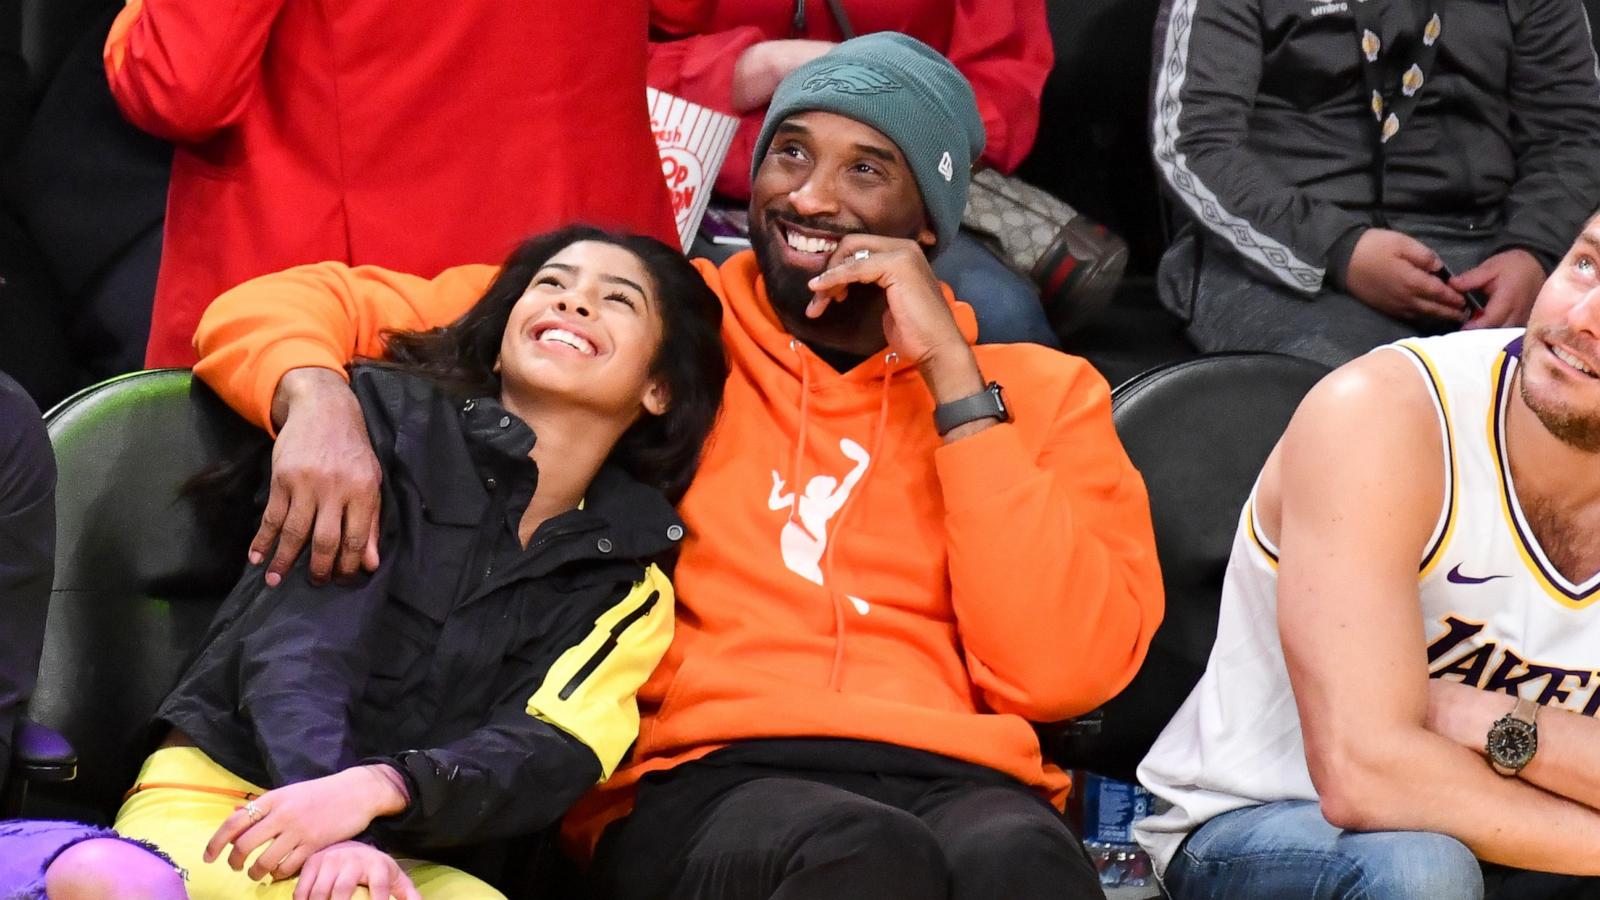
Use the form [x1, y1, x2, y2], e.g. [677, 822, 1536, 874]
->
[752, 222, 885, 345]
[1521, 331, 1600, 453]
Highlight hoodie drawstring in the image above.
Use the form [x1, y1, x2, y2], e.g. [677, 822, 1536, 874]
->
[786, 340, 813, 537]
[783, 342, 898, 691]
[819, 351, 896, 691]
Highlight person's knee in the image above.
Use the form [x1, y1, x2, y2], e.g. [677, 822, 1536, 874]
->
[941, 806, 1098, 898]
[944, 806, 1071, 872]
[1350, 832, 1482, 900]
[45, 838, 185, 900]
[798, 803, 946, 895]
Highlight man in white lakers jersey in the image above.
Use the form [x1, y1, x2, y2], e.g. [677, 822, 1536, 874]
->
[1137, 218, 1600, 899]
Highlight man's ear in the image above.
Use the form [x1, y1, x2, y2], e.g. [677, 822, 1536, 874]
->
[915, 225, 937, 250]
[642, 379, 670, 417]
[492, 355, 502, 374]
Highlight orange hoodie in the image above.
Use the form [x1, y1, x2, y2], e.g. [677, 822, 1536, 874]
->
[194, 249, 1164, 857]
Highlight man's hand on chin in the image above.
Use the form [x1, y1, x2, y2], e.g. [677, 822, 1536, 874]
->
[805, 235, 984, 405]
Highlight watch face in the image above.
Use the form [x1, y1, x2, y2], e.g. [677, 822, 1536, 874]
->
[1488, 717, 1538, 769]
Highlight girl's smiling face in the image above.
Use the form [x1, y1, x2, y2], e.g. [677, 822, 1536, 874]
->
[499, 240, 669, 423]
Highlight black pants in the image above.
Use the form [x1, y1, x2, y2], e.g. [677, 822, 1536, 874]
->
[589, 741, 1103, 900]
[0, 372, 55, 782]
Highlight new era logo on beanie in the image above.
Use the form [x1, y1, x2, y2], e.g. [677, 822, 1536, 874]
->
[752, 33, 986, 258]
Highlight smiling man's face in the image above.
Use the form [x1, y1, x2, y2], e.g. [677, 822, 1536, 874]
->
[1519, 223, 1600, 452]
[749, 110, 935, 339]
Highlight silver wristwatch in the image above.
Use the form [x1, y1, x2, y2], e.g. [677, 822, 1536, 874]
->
[1487, 698, 1539, 777]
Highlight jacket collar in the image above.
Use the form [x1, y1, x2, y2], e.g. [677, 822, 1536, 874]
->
[399, 391, 684, 559]
[574, 463, 686, 560]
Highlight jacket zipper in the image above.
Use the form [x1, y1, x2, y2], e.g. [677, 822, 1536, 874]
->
[557, 589, 662, 700]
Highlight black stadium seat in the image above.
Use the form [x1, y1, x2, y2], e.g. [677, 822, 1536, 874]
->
[1047, 352, 1330, 782]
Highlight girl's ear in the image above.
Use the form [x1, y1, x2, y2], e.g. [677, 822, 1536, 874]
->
[641, 378, 670, 417]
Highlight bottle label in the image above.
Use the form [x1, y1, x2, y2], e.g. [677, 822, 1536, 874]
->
[1083, 773, 1153, 844]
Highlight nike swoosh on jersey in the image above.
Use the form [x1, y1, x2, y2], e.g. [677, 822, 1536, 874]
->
[1447, 563, 1510, 585]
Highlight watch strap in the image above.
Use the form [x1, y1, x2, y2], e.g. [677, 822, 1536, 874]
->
[934, 382, 1007, 435]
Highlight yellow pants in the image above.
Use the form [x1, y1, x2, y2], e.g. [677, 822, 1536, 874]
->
[114, 747, 505, 899]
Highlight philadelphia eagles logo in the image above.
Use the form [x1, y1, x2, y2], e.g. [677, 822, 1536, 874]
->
[801, 65, 903, 95]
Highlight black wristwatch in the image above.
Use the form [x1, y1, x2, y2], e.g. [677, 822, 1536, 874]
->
[934, 381, 1010, 435]
[1487, 698, 1539, 776]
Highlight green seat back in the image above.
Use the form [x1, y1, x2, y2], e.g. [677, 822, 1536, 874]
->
[29, 370, 265, 817]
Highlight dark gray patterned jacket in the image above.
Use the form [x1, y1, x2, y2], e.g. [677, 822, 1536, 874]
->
[1152, 0, 1600, 293]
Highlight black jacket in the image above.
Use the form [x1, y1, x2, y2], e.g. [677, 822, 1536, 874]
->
[1153, 0, 1600, 293]
[157, 366, 681, 850]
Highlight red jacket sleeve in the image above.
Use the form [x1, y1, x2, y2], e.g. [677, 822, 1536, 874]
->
[950, 0, 1053, 174]
[103, 0, 287, 142]
[935, 357, 1163, 721]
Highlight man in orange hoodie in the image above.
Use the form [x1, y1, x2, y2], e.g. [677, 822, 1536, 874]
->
[192, 35, 1162, 899]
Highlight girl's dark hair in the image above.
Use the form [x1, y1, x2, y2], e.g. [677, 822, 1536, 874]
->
[380, 224, 726, 502]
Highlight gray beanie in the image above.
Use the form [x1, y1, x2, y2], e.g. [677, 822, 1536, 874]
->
[752, 33, 986, 256]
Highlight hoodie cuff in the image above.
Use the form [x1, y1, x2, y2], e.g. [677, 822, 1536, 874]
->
[254, 345, 352, 438]
[934, 422, 1035, 514]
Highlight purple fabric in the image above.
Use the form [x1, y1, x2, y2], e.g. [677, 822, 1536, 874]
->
[0, 819, 176, 900]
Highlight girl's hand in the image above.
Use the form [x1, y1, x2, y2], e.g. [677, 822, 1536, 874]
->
[292, 841, 421, 900]
[206, 764, 410, 881]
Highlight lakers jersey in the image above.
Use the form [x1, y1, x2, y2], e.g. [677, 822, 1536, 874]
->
[1135, 328, 1600, 875]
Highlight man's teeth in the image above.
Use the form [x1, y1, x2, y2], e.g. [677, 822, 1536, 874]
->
[785, 229, 838, 255]
[1552, 345, 1594, 375]
[539, 328, 594, 356]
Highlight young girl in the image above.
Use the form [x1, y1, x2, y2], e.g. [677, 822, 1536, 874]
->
[113, 226, 726, 899]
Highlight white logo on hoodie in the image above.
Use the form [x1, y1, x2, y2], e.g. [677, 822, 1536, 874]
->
[768, 438, 871, 587]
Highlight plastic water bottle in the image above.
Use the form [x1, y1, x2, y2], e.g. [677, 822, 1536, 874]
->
[1078, 772, 1153, 888]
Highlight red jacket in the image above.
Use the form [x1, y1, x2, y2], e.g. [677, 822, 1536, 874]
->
[107, 0, 688, 367]
[647, 0, 1052, 200]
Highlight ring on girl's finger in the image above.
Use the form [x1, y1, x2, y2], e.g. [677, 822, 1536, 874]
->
[244, 800, 265, 823]
[853, 249, 871, 261]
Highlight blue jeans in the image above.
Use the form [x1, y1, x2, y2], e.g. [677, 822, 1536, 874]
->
[1164, 800, 1484, 900]
[932, 230, 1060, 349]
